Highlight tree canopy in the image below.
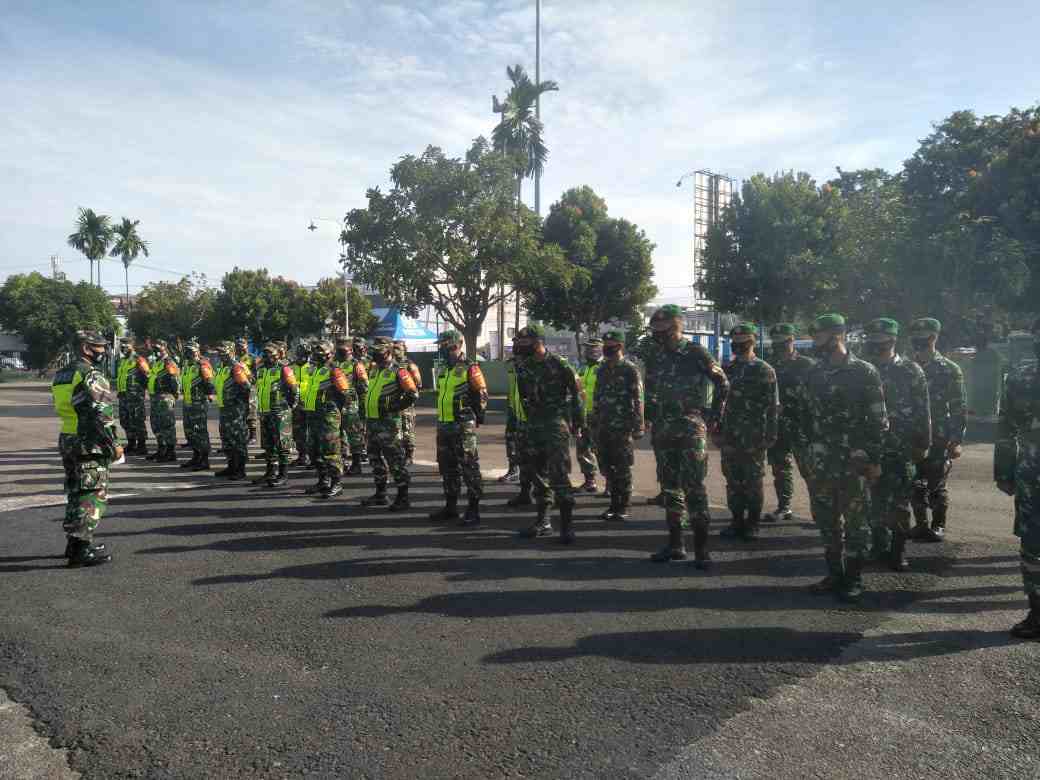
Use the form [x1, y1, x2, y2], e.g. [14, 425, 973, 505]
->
[127, 276, 217, 345]
[307, 276, 377, 339]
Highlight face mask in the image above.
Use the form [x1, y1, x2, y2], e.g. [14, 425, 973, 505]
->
[911, 337, 931, 352]
[733, 341, 753, 354]
[585, 351, 603, 363]
[374, 350, 391, 365]
[85, 347, 106, 365]
[335, 349, 349, 361]
[603, 345, 621, 359]
[513, 344, 532, 356]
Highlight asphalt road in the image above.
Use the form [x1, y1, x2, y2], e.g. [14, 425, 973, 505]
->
[0, 383, 1036, 779]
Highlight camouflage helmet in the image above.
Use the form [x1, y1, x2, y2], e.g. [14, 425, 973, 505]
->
[371, 336, 394, 353]
[438, 329, 462, 345]
[910, 317, 941, 336]
[312, 340, 333, 357]
[729, 323, 758, 343]
[516, 324, 545, 340]
[295, 341, 310, 358]
[77, 329, 108, 347]
[864, 318, 900, 342]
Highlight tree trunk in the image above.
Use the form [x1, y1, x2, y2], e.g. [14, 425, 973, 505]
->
[463, 324, 480, 363]
[89, 259, 94, 286]
[124, 264, 131, 313]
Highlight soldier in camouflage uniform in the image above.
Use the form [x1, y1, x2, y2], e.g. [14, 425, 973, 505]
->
[353, 336, 372, 463]
[593, 329, 645, 522]
[499, 343, 522, 485]
[802, 314, 889, 602]
[719, 324, 778, 541]
[504, 336, 547, 508]
[513, 324, 585, 543]
[361, 336, 419, 510]
[253, 341, 300, 489]
[300, 341, 349, 497]
[641, 305, 729, 568]
[114, 337, 143, 454]
[909, 318, 967, 542]
[291, 342, 313, 467]
[235, 337, 259, 445]
[429, 330, 489, 526]
[575, 337, 603, 493]
[179, 339, 215, 471]
[764, 323, 816, 523]
[214, 341, 251, 480]
[393, 340, 422, 465]
[335, 338, 369, 476]
[145, 340, 181, 463]
[995, 317, 1040, 639]
[51, 330, 120, 566]
[862, 318, 932, 571]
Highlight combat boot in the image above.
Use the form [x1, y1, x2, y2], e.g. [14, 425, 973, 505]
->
[460, 496, 481, 528]
[651, 522, 687, 562]
[227, 453, 247, 481]
[558, 502, 576, 544]
[429, 495, 459, 523]
[810, 549, 844, 594]
[720, 510, 745, 538]
[192, 454, 210, 471]
[388, 486, 410, 511]
[1010, 594, 1040, 640]
[267, 463, 288, 488]
[889, 530, 910, 572]
[517, 505, 553, 538]
[497, 466, 519, 483]
[909, 503, 930, 540]
[159, 446, 177, 463]
[613, 492, 631, 522]
[66, 538, 112, 568]
[600, 493, 619, 520]
[252, 462, 276, 486]
[64, 537, 106, 558]
[870, 527, 891, 561]
[580, 475, 597, 493]
[836, 557, 865, 603]
[927, 506, 947, 542]
[321, 474, 343, 499]
[763, 506, 791, 523]
[180, 451, 199, 469]
[742, 509, 761, 541]
[692, 524, 712, 570]
[346, 454, 363, 476]
[305, 474, 330, 495]
[145, 447, 160, 461]
[214, 455, 234, 477]
[506, 482, 533, 508]
[361, 486, 389, 507]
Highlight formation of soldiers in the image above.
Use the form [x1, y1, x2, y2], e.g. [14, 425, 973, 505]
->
[51, 307, 1040, 641]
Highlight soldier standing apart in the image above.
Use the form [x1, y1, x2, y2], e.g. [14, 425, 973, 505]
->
[51, 330, 121, 566]
[253, 342, 300, 489]
[300, 342, 348, 498]
[643, 305, 729, 567]
[236, 337, 259, 445]
[335, 338, 369, 476]
[592, 329, 644, 522]
[575, 337, 603, 493]
[115, 338, 150, 455]
[353, 336, 372, 464]
[179, 339, 215, 471]
[505, 336, 544, 508]
[145, 340, 180, 463]
[361, 337, 419, 510]
[394, 340, 422, 465]
[291, 343, 314, 467]
[214, 341, 251, 480]
[514, 325, 585, 544]
[718, 324, 778, 541]
[429, 330, 489, 526]
[803, 314, 888, 602]
[862, 319, 932, 571]
[995, 318, 1040, 639]
[909, 318, 967, 542]
[499, 342, 522, 485]
[764, 324, 816, 523]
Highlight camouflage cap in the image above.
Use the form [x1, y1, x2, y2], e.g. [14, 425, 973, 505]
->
[814, 313, 846, 332]
[650, 304, 683, 324]
[438, 329, 462, 344]
[263, 341, 280, 353]
[312, 340, 333, 355]
[729, 323, 758, 343]
[516, 324, 545, 340]
[910, 317, 942, 335]
[583, 337, 604, 347]
[77, 329, 108, 347]
[769, 323, 797, 339]
[219, 340, 235, 352]
[865, 317, 900, 342]
[118, 335, 132, 344]
[371, 336, 394, 351]
[602, 329, 625, 343]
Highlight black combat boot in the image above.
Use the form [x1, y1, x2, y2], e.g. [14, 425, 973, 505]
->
[180, 451, 199, 469]
[506, 481, 533, 508]
[742, 508, 762, 541]
[321, 473, 343, 498]
[66, 537, 112, 568]
[267, 462, 288, 488]
[429, 495, 459, 523]
[926, 505, 947, 542]
[460, 496, 481, 527]
[388, 485, 410, 511]
[346, 454, 363, 476]
[214, 454, 233, 477]
[192, 454, 210, 471]
[361, 486, 389, 507]
[720, 510, 745, 538]
[517, 504, 553, 538]
[889, 530, 910, 572]
[558, 502, 576, 544]
[580, 475, 597, 493]
[762, 504, 791, 523]
[252, 462, 276, 486]
[692, 523, 711, 570]
[613, 492, 631, 522]
[64, 537, 106, 558]
[810, 549, 844, 594]
[306, 473, 330, 495]
[1010, 593, 1040, 640]
[145, 446, 160, 461]
[227, 453, 247, 480]
[600, 492, 619, 520]
[651, 521, 687, 562]
[909, 503, 930, 540]
[497, 465, 519, 483]
[836, 556, 865, 604]
[159, 445, 177, 463]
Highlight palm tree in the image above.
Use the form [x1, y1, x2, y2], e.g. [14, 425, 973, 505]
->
[67, 207, 113, 288]
[110, 218, 150, 312]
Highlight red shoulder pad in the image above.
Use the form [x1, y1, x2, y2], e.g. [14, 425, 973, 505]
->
[199, 360, 214, 381]
[136, 356, 150, 374]
[467, 364, 487, 392]
[165, 359, 179, 376]
[231, 364, 250, 386]
[330, 366, 349, 392]
[281, 364, 298, 386]
[397, 368, 417, 393]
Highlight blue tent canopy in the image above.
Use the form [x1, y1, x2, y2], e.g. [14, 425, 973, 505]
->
[370, 308, 438, 344]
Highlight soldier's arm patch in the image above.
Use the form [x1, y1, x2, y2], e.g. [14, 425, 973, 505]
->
[397, 368, 417, 393]
[468, 364, 487, 392]
[330, 367, 350, 392]
[136, 356, 150, 375]
[282, 364, 298, 386]
[200, 360, 214, 381]
[231, 364, 250, 386]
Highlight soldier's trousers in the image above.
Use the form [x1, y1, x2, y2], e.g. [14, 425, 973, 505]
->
[339, 404, 365, 459]
[219, 406, 249, 464]
[652, 421, 710, 532]
[118, 395, 130, 440]
[576, 417, 598, 478]
[596, 429, 634, 498]
[150, 395, 177, 451]
[124, 395, 147, 441]
[912, 446, 953, 522]
[183, 403, 211, 455]
[810, 474, 872, 559]
[767, 434, 813, 510]
[59, 433, 78, 495]
[869, 455, 914, 548]
[368, 417, 409, 489]
[261, 409, 293, 467]
[436, 420, 483, 499]
[515, 420, 550, 505]
[505, 411, 520, 470]
[401, 408, 417, 459]
[62, 453, 110, 542]
[1012, 443, 1040, 598]
[292, 407, 308, 458]
[721, 446, 766, 520]
[523, 419, 575, 509]
[307, 409, 343, 479]
[248, 392, 259, 434]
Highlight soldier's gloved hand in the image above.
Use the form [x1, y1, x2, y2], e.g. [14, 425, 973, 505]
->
[996, 480, 1015, 496]
[947, 442, 963, 459]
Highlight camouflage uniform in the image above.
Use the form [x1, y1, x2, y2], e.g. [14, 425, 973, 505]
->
[361, 338, 419, 508]
[500, 354, 522, 482]
[335, 345, 369, 474]
[994, 327, 1040, 638]
[575, 346, 603, 486]
[236, 339, 259, 444]
[394, 341, 422, 464]
[504, 354, 547, 507]
[353, 337, 372, 462]
[766, 324, 816, 519]
[146, 344, 181, 460]
[291, 346, 313, 466]
[720, 324, 778, 539]
[180, 345, 216, 469]
[301, 345, 349, 496]
[256, 347, 300, 487]
[593, 330, 644, 520]
[215, 345, 252, 479]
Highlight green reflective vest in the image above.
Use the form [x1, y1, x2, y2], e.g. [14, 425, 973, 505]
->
[436, 364, 469, 423]
[214, 366, 231, 408]
[301, 367, 330, 412]
[579, 363, 601, 414]
[116, 357, 134, 393]
[52, 370, 84, 435]
[182, 363, 198, 405]
[507, 362, 526, 422]
[147, 362, 163, 394]
[365, 368, 397, 420]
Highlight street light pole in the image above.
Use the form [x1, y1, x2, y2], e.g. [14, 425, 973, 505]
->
[307, 217, 348, 337]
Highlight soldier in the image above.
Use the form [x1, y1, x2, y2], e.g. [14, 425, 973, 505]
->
[504, 335, 544, 508]
[253, 341, 299, 488]
[429, 330, 488, 526]
[352, 336, 372, 464]
[51, 330, 120, 566]
[214, 341, 251, 480]
[291, 342, 313, 467]
[574, 337, 603, 493]
[393, 340, 423, 465]
[236, 337, 259, 445]
[145, 340, 180, 462]
[718, 324, 779, 541]
[115, 338, 149, 455]
[764, 323, 816, 523]
[179, 339, 215, 471]
[361, 336, 419, 510]
[300, 341, 349, 497]
[641, 306, 729, 567]
[803, 314, 888, 603]
[909, 318, 967, 542]
[335, 338, 370, 476]
[513, 324, 585, 543]
[994, 317, 1040, 639]
[499, 340, 522, 485]
[862, 318, 931, 571]
[593, 329, 644, 522]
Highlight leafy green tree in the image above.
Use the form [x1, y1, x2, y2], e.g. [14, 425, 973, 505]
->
[520, 186, 657, 346]
[0, 272, 116, 369]
[492, 64, 559, 207]
[209, 268, 307, 344]
[342, 137, 554, 357]
[67, 207, 113, 287]
[306, 277, 377, 339]
[109, 217, 149, 312]
[127, 276, 216, 346]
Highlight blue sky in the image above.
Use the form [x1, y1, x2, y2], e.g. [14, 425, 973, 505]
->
[2, 0, 1038, 303]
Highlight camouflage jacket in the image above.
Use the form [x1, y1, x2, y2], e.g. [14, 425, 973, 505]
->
[593, 358, 644, 437]
[803, 350, 888, 477]
[643, 338, 729, 432]
[222, 359, 252, 413]
[917, 352, 967, 446]
[515, 352, 584, 428]
[870, 353, 931, 460]
[772, 352, 816, 446]
[995, 359, 1040, 483]
[336, 358, 369, 408]
[54, 358, 119, 458]
[721, 356, 778, 451]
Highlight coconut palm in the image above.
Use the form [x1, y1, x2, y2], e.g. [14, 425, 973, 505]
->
[110, 218, 150, 312]
[492, 64, 559, 208]
[67, 207, 113, 288]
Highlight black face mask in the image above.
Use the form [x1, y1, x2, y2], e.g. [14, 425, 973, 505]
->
[733, 341, 753, 355]
[374, 351, 391, 365]
[603, 345, 621, 359]
[513, 344, 532, 356]
[911, 337, 931, 352]
[335, 349, 349, 361]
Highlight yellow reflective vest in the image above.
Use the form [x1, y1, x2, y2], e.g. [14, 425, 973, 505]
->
[579, 362, 601, 414]
[52, 369, 84, 435]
